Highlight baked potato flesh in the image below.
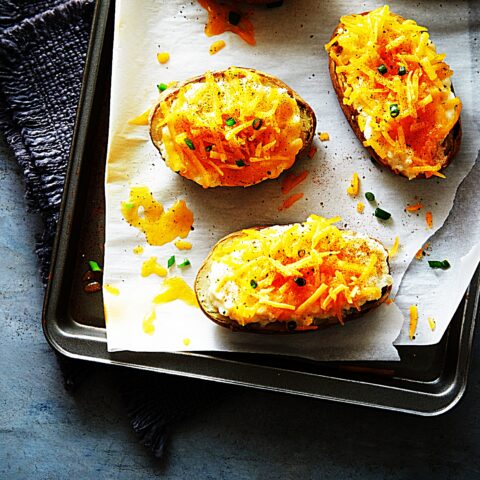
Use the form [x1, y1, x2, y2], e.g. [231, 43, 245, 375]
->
[195, 215, 393, 332]
[325, 6, 461, 179]
[150, 67, 315, 188]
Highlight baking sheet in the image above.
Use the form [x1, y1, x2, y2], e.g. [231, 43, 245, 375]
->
[103, 0, 480, 358]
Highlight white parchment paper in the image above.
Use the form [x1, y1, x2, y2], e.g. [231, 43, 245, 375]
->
[104, 0, 480, 359]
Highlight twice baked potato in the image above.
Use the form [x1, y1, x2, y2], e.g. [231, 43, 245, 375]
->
[195, 215, 393, 332]
[325, 6, 462, 179]
[150, 67, 316, 188]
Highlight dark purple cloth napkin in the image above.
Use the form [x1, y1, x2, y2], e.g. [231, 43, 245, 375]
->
[0, 0, 230, 458]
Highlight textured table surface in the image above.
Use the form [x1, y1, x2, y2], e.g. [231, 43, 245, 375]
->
[1, 130, 479, 479]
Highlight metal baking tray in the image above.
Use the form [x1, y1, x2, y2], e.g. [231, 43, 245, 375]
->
[43, 0, 479, 415]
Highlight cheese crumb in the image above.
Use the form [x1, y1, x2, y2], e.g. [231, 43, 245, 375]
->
[157, 52, 170, 64]
[347, 172, 360, 196]
[357, 202, 365, 213]
[409, 305, 418, 340]
[209, 40, 226, 55]
[318, 132, 330, 141]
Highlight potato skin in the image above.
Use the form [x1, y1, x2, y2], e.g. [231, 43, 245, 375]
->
[327, 15, 462, 179]
[195, 227, 392, 334]
[150, 67, 316, 187]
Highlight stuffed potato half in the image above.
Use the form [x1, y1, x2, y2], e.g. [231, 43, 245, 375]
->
[195, 215, 393, 333]
[150, 67, 316, 188]
[325, 6, 462, 179]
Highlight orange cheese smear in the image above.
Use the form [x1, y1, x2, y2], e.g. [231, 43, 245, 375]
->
[325, 5, 462, 179]
[141, 257, 167, 277]
[208, 215, 393, 326]
[198, 0, 256, 46]
[121, 186, 194, 246]
[153, 67, 303, 188]
[153, 277, 199, 308]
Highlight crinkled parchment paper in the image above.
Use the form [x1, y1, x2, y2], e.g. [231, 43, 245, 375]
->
[104, 0, 480, 359]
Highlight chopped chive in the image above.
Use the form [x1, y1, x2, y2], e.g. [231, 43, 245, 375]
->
[365, 192, 375, 202]
[88, 260, 102, 272]
[228, 11, 241, 26]
[236, 160, 246, 167]
[123, 202, 135, 209]
[252, 118, 263, 130]
[294, 277, 306, 287]
[157, 83, 168, 92]
[374, 207, 391, 220]
[178, 259, 191, 268]
[205, 145, 213, 152]
[428, 260, 451, 270]
[225, 117, 236, 126]
[167, 255, 175, 268]
[250, 279, 257, 289]
[398, 66, 407, 76]
[390, 104, 400, 118]
[377, 64, 387, 75]
[184, 138, 195, 150]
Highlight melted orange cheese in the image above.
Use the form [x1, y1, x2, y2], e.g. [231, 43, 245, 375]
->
[153, 277, 199, 307]
[198, 0, 256, 46]
[121, 187, 194, 246]
[141, 257, 167, 277]
[152, 67, 304, 188]
[208, 215, 392, 326]
[325, 6, 461, 179]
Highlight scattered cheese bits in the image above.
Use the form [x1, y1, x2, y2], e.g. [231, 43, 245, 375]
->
[409, 305, 419, 340]
[428, 317, 436, 331]
[209, 40, 226, 55]
[426, 211, 433, 228]
[128, 108, 150, 125]
[278, 192, 304, 211]
[415, 247, 424, 260]
[318, 132, 330, 141]
[183, 338, 191, 346]
[405, 203, 423, 212]
[104, 284, 120, 296]
[157, 52, 170, 64]
[389, 236, 400, 258]
[356, 202, 365, 214]
[281, 170, 309, 195]
[154, 277, 199, 308]
[347, 172, 360, 196]
[208, 215, 393, 326]
[325, 5, 462, 179]
[121, 187, 194, 246]
[133, 245, 144, 255]
[142, 310, 156, 335]
[141, 256, 168, 278]
[175, 240, 192, 250]
[154, 67, 304, 188]
[386, 298, 394, 305]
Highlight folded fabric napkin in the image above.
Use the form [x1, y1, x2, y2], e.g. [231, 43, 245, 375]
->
[0, 0, 230, 458]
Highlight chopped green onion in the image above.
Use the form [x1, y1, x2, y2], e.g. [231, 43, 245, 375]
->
[236, 160, 246, 167]
[250, 279, 257, 289]
[228, 11, 241, 26]
[205, 145, 213, 152]
[365, 192, 375, 202]
[374, 207, 391, 220]
[167, 255, 175, 268]
[88, 260, 102, 272]
[390, 104, 400, 118]
[252, 118, 263, 130]
[428, 260, 451, 270]
[123, 202, 135, 209]
[225, 117, 236, 126]
[294, 277, 306, 287]
[178, 259, 191, 268]
[377, 64, 387, 75]
[398, 66, 407, 76]
[184, 138, 195, 150]
[157, 83, 168, 92]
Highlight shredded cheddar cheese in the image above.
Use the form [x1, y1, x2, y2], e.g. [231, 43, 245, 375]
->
[281, 170, 309, 195]
[319, 132, 330, 141]
[206, 215, 393, 327]
[347, 172, 360, 196]
[209, 40, 226, 55]
[389, 236, 400, 258]
[325, 6, 462, 179]
[157, 52, 170, 64]
[357, 202, 365, 213]
[278, 192, 304, 211]
[175, 240, 192, 250]
[133, 245, 144, 255]
[129, 108, 151, 125]
[426, 211, 433, 228]
[104, 284, 120, 296]
[428, 317, 436, 331]
[405, 203, 423, 212]
[141, 257, 168, 277]
[409, 304, 418, 339]
[152, 67, 304, 188]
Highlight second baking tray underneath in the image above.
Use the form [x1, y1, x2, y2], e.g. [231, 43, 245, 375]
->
[43, 0, 478, 416]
